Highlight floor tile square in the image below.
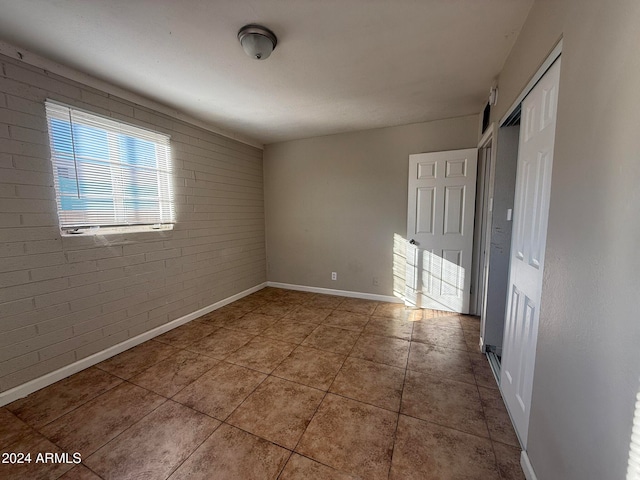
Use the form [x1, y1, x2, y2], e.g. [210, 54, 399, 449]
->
[464, 329, 481, 352]
[252, 301, 296, 317]
[421, 309, 459, 320]
[227, 376, 324, 449]
[39, 383, 165, 457]
[167, 423, 289, 480]
[260, 320, 317, 344]
[250, 287, 287, 302]
[478, 386, 520, 447]
[485, 405, 521, 447]
[280, 290, 316, 304]
[350, 334, 409, 369]
[402, 370, 488, 438]
[296, 394, 397, 480]
[335, 298, 379, 315]
[95, 341, 179, 379]
[196, 305, 247, 326]
[185, 327, 254, 359]
[7, 367, 122, 428]
[305, 295, 344, 310]
[153, 321, 218, 349]
[413, 314, 462, 330]
[470, 352, 498, 388]
[84, 401, 219, 480]
[302, 325, 360, 355]
[0, 430, 74, 479]
[330, 357, 404, 411]
[493, 441, 526, 480]
[389, 415, 499, 480]
[283, 305, 333, 324]
[272, 345, 345, 390]
[225, 336, 296, 373]
[412, 323, 468, 350]
[323, 310, 369, 331]
[407, 342, 475, 384]
[58, 465, 102, 480]
[0, 408, 33, 449]
[280, 453, 358, 480]
[372, 302, 421, 320]
[172, 362, 266, 420]
[460, 315, 481, 333]
[478, 385, 505, 410]
[478, 387, 520, 447]
[129, 350, 218, 397]
[363, 316, 413, 340]
[228, 296, 267, 312]
[225, 312, 280, 335]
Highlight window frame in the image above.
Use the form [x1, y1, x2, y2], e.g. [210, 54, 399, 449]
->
[45, 100, 176, 236]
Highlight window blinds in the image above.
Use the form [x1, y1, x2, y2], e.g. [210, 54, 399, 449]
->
[45, 101, 175, 230]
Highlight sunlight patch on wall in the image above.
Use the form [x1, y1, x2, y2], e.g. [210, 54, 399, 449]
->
[628, 379, 640, 480]
[393, 233, 408, 302]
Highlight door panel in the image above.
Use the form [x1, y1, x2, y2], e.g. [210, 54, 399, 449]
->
[416, 187, 436, 234]
[407, 148, 477, 313]
[444, 186, 465, 235]
[500, 58, 561, 447]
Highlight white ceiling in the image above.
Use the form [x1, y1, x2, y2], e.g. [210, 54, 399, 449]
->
[0, 0, 533, 145]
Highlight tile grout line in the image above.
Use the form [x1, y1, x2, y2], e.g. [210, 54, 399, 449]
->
[226, 291, 330, 480]
[284, 298, 351, 455]
[469, 342, 512, 480]
[5, 290, 460, 479]
[282, 297, 379, 477]
[386, 307, 416, 480]
[16, 370, 125, 435]
[102, 293, 282, 479]
[42, 297, 270, 477]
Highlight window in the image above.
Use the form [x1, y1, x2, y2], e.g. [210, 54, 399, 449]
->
[45, 101, 175, 234]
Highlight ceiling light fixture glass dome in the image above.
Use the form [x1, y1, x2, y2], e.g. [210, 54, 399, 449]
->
[238, 24, 277, 60]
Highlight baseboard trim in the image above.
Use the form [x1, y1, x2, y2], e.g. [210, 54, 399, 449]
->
[0, 282, 267, 407]
[521, 450, 538, 480]
[267, 281, 403, 304]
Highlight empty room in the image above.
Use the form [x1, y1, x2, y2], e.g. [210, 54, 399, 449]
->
[0, 1, 639, 479]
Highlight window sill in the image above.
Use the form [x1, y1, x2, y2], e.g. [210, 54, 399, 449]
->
[61, 224, 174, 236]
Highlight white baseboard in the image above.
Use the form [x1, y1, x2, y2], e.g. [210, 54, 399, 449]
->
[266, 282, 403, 304]
[521, 450, 538, 480]
[0, 282, 267, 407]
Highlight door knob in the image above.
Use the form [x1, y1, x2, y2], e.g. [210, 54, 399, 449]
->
[409, 239, 417, 245]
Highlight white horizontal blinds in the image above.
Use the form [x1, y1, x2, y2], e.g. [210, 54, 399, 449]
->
[45, 101, 175, 229]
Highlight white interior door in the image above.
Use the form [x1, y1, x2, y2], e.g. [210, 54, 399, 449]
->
[500, 58, 561, 446]
[406, 148, 477, 313]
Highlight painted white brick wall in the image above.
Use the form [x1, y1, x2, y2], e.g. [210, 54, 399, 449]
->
[0, 54, 266, 392]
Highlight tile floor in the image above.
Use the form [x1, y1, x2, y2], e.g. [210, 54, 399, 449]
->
[0, 287, 525, 480]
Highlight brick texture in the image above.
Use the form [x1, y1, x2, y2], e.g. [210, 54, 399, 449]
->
[0, 54, 266, 392]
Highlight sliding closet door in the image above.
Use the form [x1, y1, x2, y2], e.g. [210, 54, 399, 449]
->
[500, 58, 561, 446]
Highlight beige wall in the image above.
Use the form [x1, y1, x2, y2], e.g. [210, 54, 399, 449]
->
[494, 0, 640, 478]
[263, 116, 478, 297]
[0, 54, 266, 392]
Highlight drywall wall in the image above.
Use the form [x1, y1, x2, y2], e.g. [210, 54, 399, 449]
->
[0, 54, 266, 392]
[493, 0, 640, 478]
[263, 116, 478, 297]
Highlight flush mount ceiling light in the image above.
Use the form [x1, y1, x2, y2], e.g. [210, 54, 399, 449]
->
[238, 24, 277, 60]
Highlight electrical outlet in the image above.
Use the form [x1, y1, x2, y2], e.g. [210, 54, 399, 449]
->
[331, 272, 337, 281]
